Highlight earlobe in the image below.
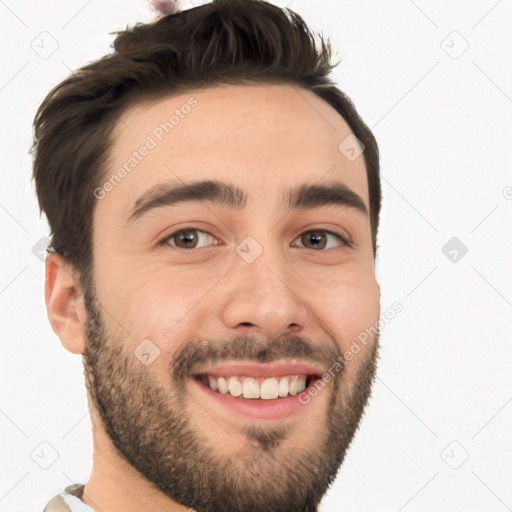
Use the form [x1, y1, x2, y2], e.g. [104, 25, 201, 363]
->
[45, 252, 87, 354]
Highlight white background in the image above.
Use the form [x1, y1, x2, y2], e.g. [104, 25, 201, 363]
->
[1, 1, 511, 510]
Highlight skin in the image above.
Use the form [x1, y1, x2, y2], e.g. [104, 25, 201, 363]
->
[45, 84, 381, 511]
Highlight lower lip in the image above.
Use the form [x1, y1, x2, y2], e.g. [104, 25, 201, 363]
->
[192, 377, 317, 421]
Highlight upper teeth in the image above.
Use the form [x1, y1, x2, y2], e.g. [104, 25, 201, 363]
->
[203, 375, 308, 399]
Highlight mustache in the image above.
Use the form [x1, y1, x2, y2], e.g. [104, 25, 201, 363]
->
[170, 334, 341, 383]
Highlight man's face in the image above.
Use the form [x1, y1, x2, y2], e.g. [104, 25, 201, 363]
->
[84, 84, 381, 511]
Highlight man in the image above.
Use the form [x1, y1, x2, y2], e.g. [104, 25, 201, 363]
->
[35, 0, 382, 510]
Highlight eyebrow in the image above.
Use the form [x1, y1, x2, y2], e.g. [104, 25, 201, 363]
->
[127, 179, 368, 223]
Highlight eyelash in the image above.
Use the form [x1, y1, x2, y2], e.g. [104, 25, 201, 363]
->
[157, 227, 351, 251]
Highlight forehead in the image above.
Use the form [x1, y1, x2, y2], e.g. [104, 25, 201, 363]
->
[104, 84, 369, 217]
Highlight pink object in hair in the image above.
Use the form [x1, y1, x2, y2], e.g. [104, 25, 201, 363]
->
[148, 0, 180, 15]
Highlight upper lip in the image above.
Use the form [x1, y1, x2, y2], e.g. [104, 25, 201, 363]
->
[192, 360, 326, 379]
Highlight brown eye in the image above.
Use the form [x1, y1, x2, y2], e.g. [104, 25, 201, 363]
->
[294, 230, 347, 250]
[301, 231, 326, 250]
[173, 229, 199, 248]
[162, 228, 217, 249]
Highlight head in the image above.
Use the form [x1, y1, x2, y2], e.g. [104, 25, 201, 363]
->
[34, 1, 382, 510]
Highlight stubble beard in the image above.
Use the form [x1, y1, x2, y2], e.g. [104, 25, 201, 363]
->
[81, 282, 379, 512]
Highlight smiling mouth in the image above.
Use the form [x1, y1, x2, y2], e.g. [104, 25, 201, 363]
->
[196, 374, 315, 400]
[190, 361, 326, 420]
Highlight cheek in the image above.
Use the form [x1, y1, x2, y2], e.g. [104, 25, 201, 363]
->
[95, 260, 218, 347]
[316, 272, 380, 354]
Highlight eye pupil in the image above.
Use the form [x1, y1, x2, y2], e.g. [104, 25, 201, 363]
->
[303, 231, 326, 250]
[176, 229, 198, 248]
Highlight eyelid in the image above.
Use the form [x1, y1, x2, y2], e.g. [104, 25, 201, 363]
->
[157, 226, 352, 250]
[292, 229, 351, 249]
[157, 227, 219, 249]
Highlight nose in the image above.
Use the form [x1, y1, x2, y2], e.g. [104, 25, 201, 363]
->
[221, 254, 309, 340]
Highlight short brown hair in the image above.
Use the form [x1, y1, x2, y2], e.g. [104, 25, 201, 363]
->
[31, 0, 381, 280]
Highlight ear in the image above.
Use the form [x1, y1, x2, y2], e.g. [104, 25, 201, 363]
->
[45, 252, 87, 354]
